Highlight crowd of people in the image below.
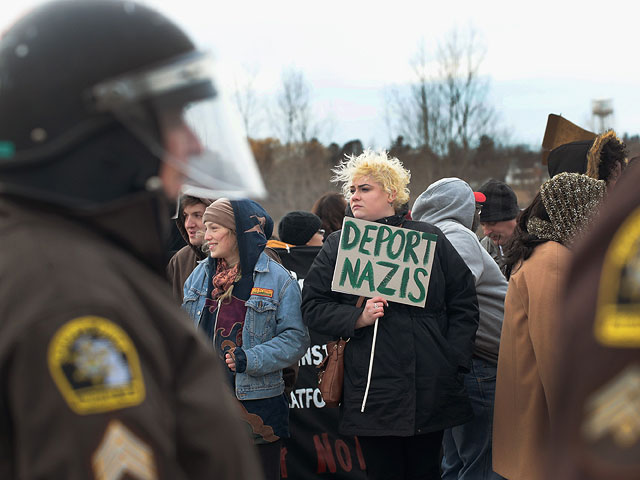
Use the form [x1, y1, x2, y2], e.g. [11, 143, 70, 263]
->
[1, 1, 639, 480]
[163, 131, 635, 480]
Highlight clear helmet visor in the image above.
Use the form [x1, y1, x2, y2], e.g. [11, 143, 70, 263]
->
[90, 51, 266, 200]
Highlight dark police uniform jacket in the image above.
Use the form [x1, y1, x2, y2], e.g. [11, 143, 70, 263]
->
[0, 195, 263, 480]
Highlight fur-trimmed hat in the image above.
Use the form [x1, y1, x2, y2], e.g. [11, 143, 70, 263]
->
[547, 130, 625, 182]
[278, 211, 322, 246]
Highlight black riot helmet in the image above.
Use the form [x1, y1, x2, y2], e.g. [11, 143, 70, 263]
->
[0, 0, 265, 209]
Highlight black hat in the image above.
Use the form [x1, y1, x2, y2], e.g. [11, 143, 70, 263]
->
[278, 211, 322, 246]
[547, 140, 592, 178]
[478, 179, 519, 222]
[547, 130, 624, 182]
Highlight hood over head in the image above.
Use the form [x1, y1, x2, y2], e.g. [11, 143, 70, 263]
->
[411, 177, 475, 230]
[207, 199, 273, 301]
[527, 172, 606, 246]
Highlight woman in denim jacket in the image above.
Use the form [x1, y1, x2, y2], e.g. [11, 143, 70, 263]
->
[182, 198, 309, 480]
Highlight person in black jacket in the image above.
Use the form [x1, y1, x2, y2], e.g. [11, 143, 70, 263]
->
[301, 149, 479, 480]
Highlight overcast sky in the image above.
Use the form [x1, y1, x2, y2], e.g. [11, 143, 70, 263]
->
[5, 0, 640, 149]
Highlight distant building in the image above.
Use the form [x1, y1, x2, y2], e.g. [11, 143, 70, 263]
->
[505, 161, 547, 207]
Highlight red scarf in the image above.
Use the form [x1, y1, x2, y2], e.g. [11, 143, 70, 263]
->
[211, 259, 239, 301]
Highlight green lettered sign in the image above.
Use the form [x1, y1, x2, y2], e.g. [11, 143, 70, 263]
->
[331, 217, 438, 307]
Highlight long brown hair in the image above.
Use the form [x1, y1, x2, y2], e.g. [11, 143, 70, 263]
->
[502, 193, 550, 279]
[312, 192, 347, 236]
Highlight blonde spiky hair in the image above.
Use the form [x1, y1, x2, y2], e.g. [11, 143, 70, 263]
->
[331, 149, 411, 211]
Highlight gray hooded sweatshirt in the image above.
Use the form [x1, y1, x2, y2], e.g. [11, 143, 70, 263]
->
[412, 177, 507, 364]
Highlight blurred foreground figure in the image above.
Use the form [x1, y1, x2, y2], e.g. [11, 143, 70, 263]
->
[549, 163, 640, 479]
[0, 1, 264, 478]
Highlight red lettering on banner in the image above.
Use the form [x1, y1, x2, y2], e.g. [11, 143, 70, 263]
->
[313, 433, 337, 473]
[335, 439, 352, 471]
[280, 445, 288, 478]
[355, 436, 367, 470]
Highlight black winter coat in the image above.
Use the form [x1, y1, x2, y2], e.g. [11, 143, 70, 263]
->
[301, 217, 479, 437]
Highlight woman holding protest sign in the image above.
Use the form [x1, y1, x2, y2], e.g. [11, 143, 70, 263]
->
[301, 149, 479, 480]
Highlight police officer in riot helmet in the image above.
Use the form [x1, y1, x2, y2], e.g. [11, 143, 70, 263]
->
[0, 0, 264, 478]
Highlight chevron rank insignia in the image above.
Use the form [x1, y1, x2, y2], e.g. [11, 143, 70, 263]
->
[93, 420, 157, 480]
[582, 364, 640, 448]
[48, 316, 145, 415]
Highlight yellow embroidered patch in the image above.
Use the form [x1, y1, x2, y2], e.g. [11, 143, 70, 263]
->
[93, 420, 157, 480]
[594, 207, 640, 347]
[251, 287, 274, 298]
[48, 316, 145, 415]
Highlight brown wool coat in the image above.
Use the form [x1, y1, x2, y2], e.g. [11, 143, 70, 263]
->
[167, 196, 211, 304]
[493, 241, 571, 480]
[167, 244, 202, 303]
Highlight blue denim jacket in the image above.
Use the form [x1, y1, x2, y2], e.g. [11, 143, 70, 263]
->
[182, 251, 309, 400]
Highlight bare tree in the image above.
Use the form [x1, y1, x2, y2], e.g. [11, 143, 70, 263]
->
[272, 68, 318, 146]
[233, 65, 261, 139]
[386, 27, 498, 158]
[385, 41, 440, 152]
[436, 27, 496, 153]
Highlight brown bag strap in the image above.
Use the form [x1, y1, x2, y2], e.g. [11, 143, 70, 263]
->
[334, 296, 365, 345]
[320, 297, 365, 363]
[345, 296, 366, 341]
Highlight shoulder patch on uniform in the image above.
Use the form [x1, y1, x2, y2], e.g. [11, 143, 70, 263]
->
[93, 420, 157, 480]
[582, 364, 640, 448]
[251, 287, 274, 298]
[594, 207, 640, 347]
[48, 316, 145, 415]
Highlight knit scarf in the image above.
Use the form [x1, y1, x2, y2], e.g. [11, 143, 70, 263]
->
[526, 216, 565, 244]
[211, 259, 239, 301]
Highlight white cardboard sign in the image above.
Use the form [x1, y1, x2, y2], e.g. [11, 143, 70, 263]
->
[331, 217, 438, 307]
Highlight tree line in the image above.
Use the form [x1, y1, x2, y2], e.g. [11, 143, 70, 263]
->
[237, 27, 640, 222]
